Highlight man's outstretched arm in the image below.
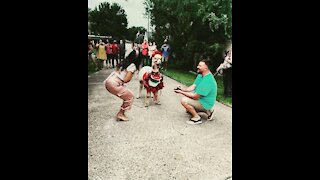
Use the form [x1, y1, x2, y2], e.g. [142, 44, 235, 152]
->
[176, 84, 196, 92]
[174, 89, 201, 100]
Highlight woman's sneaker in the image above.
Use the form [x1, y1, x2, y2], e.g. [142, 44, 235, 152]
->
[154, 100, 161, 105]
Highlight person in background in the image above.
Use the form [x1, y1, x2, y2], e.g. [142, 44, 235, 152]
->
[160, 40, 171, 71]
[216, 43, 232, 97]
[88, 42, 96, 67]
[141, 39, 149, 66]
[95, 39, 107, 70]
[148, 41, 157, 64]
[106, 39, 113, 68]
[111, 40, 120, 68]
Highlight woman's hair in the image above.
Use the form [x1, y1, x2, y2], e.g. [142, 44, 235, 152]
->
[116, 49, 142, 71]
[224, 50, 229, 57]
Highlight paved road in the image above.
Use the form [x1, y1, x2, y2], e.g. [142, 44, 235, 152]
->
[88, 66, 232, 179]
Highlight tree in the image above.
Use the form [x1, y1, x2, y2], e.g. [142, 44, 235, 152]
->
[198, 0, 232, 69]
[127, 26, 147, 42]
[89, 2, 128, 39]
[144, 0, 232, 70]
[198, 0, 232, 39]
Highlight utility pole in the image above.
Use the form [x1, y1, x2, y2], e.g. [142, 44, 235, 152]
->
[145, 1, 152, 39]
[147, 5, 150, 39]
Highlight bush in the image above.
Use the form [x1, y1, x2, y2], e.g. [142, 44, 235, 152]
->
[88, 57, 97, 75]
[205, 42, 227, 70]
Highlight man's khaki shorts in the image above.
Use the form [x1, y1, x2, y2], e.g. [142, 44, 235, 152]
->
[181, 97, 207, 112]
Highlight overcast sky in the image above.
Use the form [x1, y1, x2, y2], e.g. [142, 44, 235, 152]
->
[88, 0, 148, 29]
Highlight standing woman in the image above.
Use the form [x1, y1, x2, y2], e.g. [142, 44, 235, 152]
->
[216, 42, 232, 97]
[141, 39, 149, 66]
[106, 39, 113, 68]
[95, 39, 107, 70]
[223, 46, 232, 97]
[104, 46, 142, 121]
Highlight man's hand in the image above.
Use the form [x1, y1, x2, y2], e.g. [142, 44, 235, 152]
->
[174, 85, 182, 91]
[174, 89, 182, 94]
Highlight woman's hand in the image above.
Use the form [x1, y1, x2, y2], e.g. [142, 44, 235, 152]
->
[123, 71, 134, 83]
[226, 57, 232, 64]
[216, 66, 221, 72]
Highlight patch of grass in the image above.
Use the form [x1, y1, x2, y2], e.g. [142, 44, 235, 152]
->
[162, 68, 232, 107]
[163, 69, 197, 86]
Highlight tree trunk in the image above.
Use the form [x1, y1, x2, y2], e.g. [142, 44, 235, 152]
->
[193, 52, 200, 72]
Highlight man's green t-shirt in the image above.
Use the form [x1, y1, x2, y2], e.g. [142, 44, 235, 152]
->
[193, 72, 217, 110]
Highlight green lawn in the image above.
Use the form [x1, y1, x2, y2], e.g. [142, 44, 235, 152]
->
[162, 68, 232, 107]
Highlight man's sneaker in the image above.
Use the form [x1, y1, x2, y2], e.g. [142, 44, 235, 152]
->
[190, 116, 201, 121]
[186, 116, 202, 125]
[186, 119, 202, 125]
[207, 110, 214, 121]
